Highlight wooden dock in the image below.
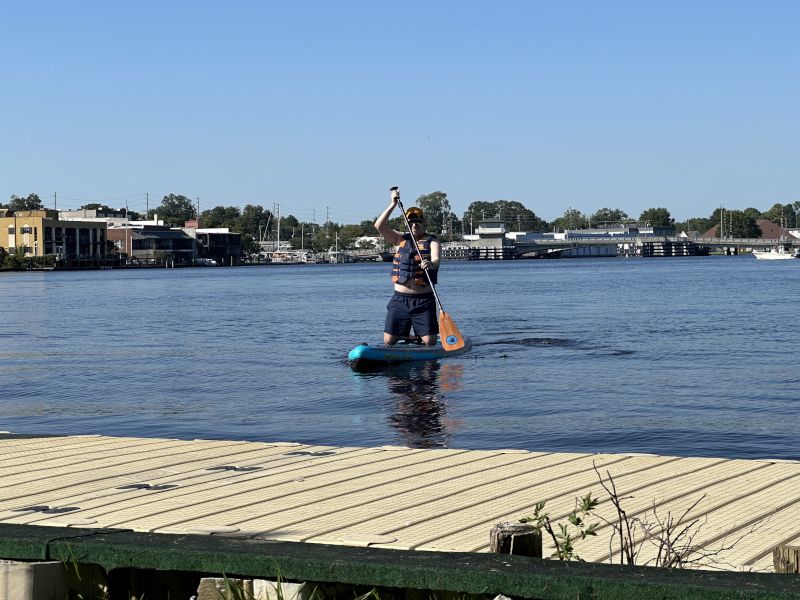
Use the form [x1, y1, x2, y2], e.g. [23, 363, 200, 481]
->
[1, 434, 798, 572]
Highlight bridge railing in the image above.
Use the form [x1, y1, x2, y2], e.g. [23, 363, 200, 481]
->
[690, 237, 798, 246]
[515, 236, 798, 247]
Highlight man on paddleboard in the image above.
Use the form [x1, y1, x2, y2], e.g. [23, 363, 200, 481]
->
[375, 188, 441, 346]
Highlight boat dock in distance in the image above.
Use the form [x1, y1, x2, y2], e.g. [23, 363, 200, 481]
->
[1, 433, 798, 573]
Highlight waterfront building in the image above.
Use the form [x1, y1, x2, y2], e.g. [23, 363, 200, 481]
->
[458, 220, 516, 259]
[181, 224, 242, 266]
[107, 224, 195, 264]
[0, 209, 107, 259]
[59, 209, 165, 229]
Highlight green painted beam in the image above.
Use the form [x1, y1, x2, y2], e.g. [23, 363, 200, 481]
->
[0, 524, 798, 599]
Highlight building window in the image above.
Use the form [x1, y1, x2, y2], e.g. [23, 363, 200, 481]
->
[21, 226, 32, 234]
[8, 226, 14, 235]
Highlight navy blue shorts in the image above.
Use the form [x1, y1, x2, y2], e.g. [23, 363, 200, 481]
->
[385, 292, 439, 338]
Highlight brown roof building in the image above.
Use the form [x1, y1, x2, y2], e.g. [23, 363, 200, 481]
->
[701, 219, 789, 240]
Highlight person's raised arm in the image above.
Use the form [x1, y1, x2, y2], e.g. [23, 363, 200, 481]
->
[374, 188, 404, 246]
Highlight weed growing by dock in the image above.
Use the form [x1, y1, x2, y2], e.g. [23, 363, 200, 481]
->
[520, 461, 767, 570]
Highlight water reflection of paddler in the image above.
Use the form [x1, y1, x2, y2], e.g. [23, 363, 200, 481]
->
[384, 361, 464, 449]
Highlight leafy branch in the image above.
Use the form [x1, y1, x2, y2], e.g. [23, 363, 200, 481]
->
[520, 493, 599, 561]
[592, 461, 767, 570]
[520, 463, 766, 569]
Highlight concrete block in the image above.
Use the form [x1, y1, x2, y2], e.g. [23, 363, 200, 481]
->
[253, 580, 311, 600]
[197, 577, 255, 599]
[196, 577, 310, 600]
[0, 560, 68, 600]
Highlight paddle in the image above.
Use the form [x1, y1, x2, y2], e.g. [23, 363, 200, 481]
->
[394, 191, 466, 352]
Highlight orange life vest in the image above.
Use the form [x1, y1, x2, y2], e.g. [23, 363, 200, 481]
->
[391, 234, 438, 287]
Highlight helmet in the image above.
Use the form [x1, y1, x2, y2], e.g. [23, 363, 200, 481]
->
[405, 207, 424, 221]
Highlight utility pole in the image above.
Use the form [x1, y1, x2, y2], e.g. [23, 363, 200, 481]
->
[53, 191, 57, 211]
[195, 197, 200, 222]
[125, 200, 129, 265]
[146, 193, 149, 217]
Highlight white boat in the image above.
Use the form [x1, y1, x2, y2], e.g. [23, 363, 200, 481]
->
[752, 246, 800, 260]
[268, 251, 303, 264]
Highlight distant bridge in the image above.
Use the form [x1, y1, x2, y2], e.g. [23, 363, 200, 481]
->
[512, 236, 799, 258]
[343, 238, 799, 262]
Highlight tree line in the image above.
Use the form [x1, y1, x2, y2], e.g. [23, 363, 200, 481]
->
[4, 192, 800, 254]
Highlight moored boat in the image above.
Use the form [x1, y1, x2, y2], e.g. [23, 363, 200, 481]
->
[752, 246, 799, 260]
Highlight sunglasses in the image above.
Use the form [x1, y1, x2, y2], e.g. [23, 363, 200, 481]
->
[408, 219, 424, 224]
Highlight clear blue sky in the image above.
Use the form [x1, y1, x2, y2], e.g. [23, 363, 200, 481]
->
[2, 0, 798, 225]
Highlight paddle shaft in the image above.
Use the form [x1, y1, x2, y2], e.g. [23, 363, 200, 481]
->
[396, 198, 446, 314]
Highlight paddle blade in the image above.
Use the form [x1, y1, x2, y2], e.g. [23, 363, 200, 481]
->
[439, 310, 466, 352]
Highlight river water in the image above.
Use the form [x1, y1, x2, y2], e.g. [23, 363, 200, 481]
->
[1, 256, 798, 460]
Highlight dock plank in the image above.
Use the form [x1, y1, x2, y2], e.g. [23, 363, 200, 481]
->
[1, 434, 797, 572]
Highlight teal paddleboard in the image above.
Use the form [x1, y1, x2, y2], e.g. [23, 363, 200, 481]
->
[348, 337, 472, 369]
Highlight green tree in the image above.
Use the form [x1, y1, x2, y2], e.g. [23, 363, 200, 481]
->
[589, 207, 629, 227]
[4, 246, 29, 269]
[240, 233, 260, 255]
[309, 228, 336, 252]
[288, 221, 319, 250]
[416, 191, 451, 238]
[495, 201, 536, 231]
[462, 200, 544, 234]
[356, 237, 378, 249]
[682, 216, 712, 235]
[552, 208, 588, 231]
[760, 202, 796, 227]
[742, 207, 761, 221]
[386, 215, 407, 233]
[4, 193, 44, 211]
[358, 219, 377, 236]
[710, 208, 761, 238]
[493, 200, 544, 232]
[151, 194, 196, 226]
[201, 205, 241, 229]
[238, 204, 273, 240]
[462, 200, 496, 234]
[279, 214, 300, 242]
[445, 211, 464, 240]
[639, 208, 674, 227]
[338, 224, 364, 249]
